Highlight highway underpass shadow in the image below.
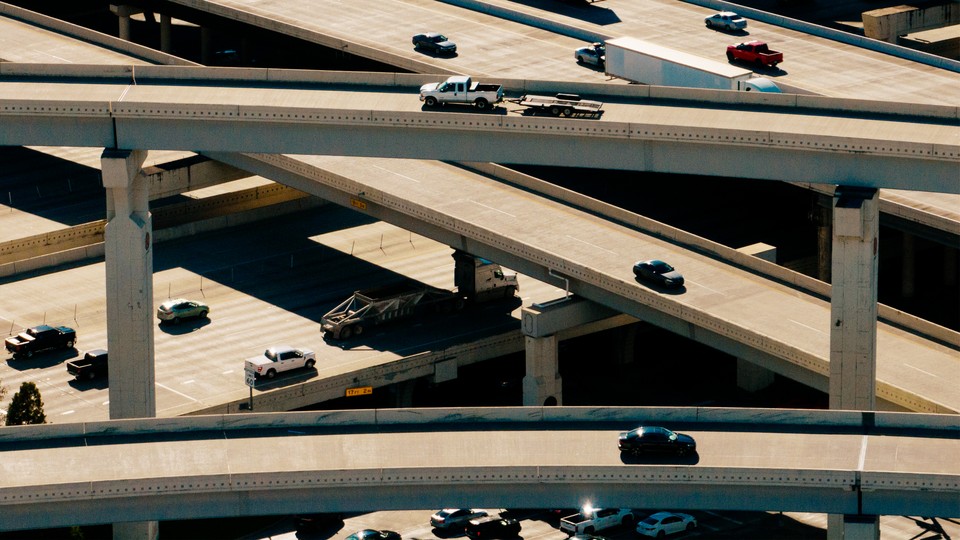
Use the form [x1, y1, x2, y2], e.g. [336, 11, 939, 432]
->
[620, 451, 700, 466]
[0, 146, 107, 225]
[251, 366, 319, 390]
[323, 295, 523, 352]
[421, 103, 509, 115]
[3, 348, 78, 371]
[507, 0, 622, 25]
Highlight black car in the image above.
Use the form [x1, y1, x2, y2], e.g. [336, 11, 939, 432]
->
[465, 516, 521, 539]
[618, 426, 697, 456]
[346, 530, 401, 540]
[412, 33, 457, 55]
[632, 259, 684, 289]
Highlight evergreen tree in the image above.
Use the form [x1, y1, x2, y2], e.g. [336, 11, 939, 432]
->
[5, 381, 46, 425]
[0, 379, 6, 424]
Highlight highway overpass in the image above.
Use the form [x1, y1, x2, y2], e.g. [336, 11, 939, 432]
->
[0, 407, 956, 532]
[0, 66, 956, 192]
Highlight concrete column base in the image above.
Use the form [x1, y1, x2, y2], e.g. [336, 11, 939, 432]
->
[392, 379, 417, 408]
[523, 335, 561, 406]
[160, 13, 172, 53]
[114, 521, 159, 540]
[611, 324, 637, 365]
[736, 358, 775, 392]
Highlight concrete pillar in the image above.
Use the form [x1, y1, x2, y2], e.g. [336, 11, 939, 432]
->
[523, 335, 561, 406]
[736, 358, 775, 392]
[901, 233, 915, 298]
[829, 186, 879, 411]
[392, 379, 417, 408]
[110, 5, 138, 41]
[827, 514, 844, 540]
[611, 324, 637, 365]
[842, 515, 880, 540]
[816, 196, 833, 282]
[200, 26, 213, 65]
[160, 13, 172, 53]
[102, 150, 157, 540]
[103, 149, 155, 420]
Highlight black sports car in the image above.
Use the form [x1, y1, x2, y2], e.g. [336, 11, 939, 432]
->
[618, 426, 696, 455]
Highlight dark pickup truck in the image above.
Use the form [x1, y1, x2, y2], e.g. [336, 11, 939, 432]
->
[5, 324, 77, 359]
[66, 349, 108, 380]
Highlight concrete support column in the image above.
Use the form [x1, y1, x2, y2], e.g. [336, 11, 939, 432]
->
[103, 149, 156, 540]
[523, 335, 561, 406]
[611, 324, 637, 365]
[840, 515, 880, 540]
[901, 233, 915, 298]
[103, 149, 155, 420]
[200, 26, 213, 65]
[160, 13, 172, 53]
[815, 195, 833, 282]
[110, 5, 137, 41]
[736, 358, 775, 392]
[829, 187, 879, 411]
[392, 379, 417, 408]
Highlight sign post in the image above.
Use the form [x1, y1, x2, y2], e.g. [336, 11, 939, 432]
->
[243, 367, 256, 410]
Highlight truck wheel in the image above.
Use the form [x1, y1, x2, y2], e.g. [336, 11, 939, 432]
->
[199, 310, 208, 319]
[87, 371, 96, 381]
[425, 96, 438, 107]
[305, 359, 315, 369]
[265, 369, 276, 379]
[755, 58, 763, 68]
[585, 527, 594, 535]
[66, 340, 74, 348]
[172, 317, 181, 325]
[340, 326, 354, 340]
[726, 52, 735, 62]
[563, 107, 573, 117]
[550, 106, 561, 116]
[25, 350, 33, 359]
[577, 55, 585, 64]
[474, 98, 489, 110]
[622, 515, 634, 527]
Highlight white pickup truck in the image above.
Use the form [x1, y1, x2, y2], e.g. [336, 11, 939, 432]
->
[419, 75, 504, 110]
[560, 507, 635, 535]
[245, 345, 316, 380]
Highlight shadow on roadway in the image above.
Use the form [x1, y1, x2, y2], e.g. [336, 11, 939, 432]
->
[68, 376, 108, 391]
[620, 451, 700, 466]
[157, 316, 212, 335]
[3, 348, 78, 371]
[507, 0, 621, 25]
[634, 278, 686, 295]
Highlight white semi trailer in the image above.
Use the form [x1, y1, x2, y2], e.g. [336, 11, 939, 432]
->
[604, 36, 780, 92]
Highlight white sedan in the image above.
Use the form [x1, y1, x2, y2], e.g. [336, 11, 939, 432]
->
[705, 11, 747, 31]
[636, 512, 697, 537]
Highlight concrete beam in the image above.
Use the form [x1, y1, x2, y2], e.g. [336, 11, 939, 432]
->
[521, 295, 618, 338]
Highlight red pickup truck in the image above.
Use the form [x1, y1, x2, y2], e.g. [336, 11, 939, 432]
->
[726, 41, 783, 67]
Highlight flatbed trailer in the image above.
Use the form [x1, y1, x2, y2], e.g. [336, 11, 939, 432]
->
[509, 93, 603, 117]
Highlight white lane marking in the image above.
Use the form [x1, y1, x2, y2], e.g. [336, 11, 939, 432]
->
[102, 400, 109, 406]
[472, 200, 515, 218]
[565, 234, 617, 255]
[61, 410, 75, 415]
[372, 164, 420, 183]
[222, 370, 234, 375]
[857, 435, 868, 471]
[692, 282, 725, 296]
[156, 382, 200, 402]
[904, 363, 937, 378]
[789, 319, 827, 335]
[182, 379, 196, 385]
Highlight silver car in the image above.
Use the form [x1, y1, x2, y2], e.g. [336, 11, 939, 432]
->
[705, 11, 747, 31]
[574, 43, 605, 67]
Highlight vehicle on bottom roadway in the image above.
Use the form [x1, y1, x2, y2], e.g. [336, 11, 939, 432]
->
[618, 426, 697, 456]
[431, 508, 489, 530]
[575, 42, 605, 67]
[412, 32, 457, 55]
[245, 345, 316, 380]
[346, 529, 401, 540]
[632, 259, 684, 289]
[704, 11, 747, 31]
[635, 511, 697, 537]
[465, 515, 521, 539]
[66, 349, 108, 380]
[156, 298, 209, 324]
